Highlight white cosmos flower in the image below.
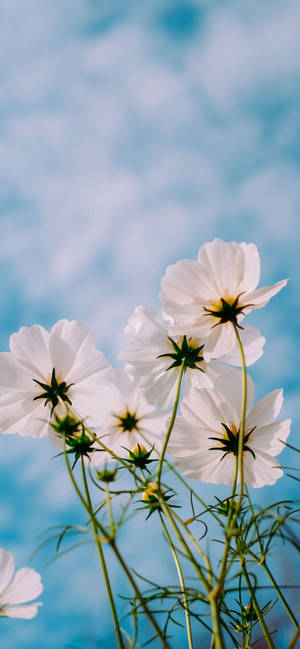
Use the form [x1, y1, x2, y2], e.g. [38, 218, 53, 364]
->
[119, 306, 265, 409]
[89, 369, 168, 466]
[168, 369, 291, 488]
[0, 549, 43, 619]
[160, 238, 287, 360]
[0, 320, 111, 438]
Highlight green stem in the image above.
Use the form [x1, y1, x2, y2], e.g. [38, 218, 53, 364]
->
[80, 458, 125, 649]
[240, 561, 276, 649]
[64, 450, 125, 649]
[287, 627, 300, 649]
[109, 537, 172, 649]
[261, 562, 299, 630]
[209, 596, 225, 649]
[232, 323, 247, 510]
[171, 509, 213, 585]
[157, 360, 185, 488]
[159, 514, 194, 649]
[245, 486, 299, 630]
[160, 501, 210, 591]
[213, 325, 248, 600]
[105, 483, 115, 537]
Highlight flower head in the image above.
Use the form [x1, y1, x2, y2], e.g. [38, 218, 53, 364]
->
[89, 369, 168, 466]
[119, 306, 265, 408]
[0, 549, 43, 619]
[160, 239, 287, 360]
[0, 319, 111, 438]
[168, 368, 290, 488]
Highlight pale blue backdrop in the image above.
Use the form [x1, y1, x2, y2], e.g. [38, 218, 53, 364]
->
[0, 0, 299, 647]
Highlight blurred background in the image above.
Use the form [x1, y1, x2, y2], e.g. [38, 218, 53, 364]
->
[0, 0, 299, 647]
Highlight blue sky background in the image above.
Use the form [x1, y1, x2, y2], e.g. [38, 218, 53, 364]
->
[0, 0, 299, 647]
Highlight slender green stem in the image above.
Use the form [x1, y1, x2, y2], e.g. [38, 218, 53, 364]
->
[245, 486, 299, 630]
[64, 449, 125, 649]
[232, 323, 247, 510]
[105, 483, 115, 536]
[171, 509, 213, 584]
[160, 501, 210, 591]
[209, 635, 215, 649]
[209, 596, 225, 649]
[80, 458, 125, 649]
[260, 562, 299, 630]
[287, 627, 300, 649]
[159, 513, 194, 649]
[157, 359, 185, 488]
[109, 537, 172, 649]
[240, 561, 276, 649]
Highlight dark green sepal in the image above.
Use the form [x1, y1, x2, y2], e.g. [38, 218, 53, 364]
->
[157, 335, 205, 372]
[203, 293, 253, 329]
[33, 367, 74, 415]
[209, 423, 256, 461]
[123, 444, 156, 473]
[113, 410, 140, 432]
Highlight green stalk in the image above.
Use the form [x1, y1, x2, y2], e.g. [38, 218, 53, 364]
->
[245, 486, 299, 630]
[105, 483, 115, 537]
[80, 457, 125, 649]
[160, 501, 210, 591]
[287, 627, 300, 649]
[157, 359, 185, 488]
[209, 596, 225, 649]
[159, 513, 194, 649]
[73, 456, 172, 649]
[240, 561, 276, 649]
[262, 563, 299, 630]
[108, 537, 172, 649]
[64, 451, 125, 649]
[159, 501, 226, 648]
[232, 323, 247, 510]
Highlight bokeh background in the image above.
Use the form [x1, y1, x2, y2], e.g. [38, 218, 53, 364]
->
[0, 0, 299, 647]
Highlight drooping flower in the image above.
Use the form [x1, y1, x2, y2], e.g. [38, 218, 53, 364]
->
[160, 239, 287, 360]
[0, 549, 43, 619]
[167, 369, 290, 488]
[0, 320, 111, 438]
[89, 369, 168, 466]
[119, 306, 265, 408]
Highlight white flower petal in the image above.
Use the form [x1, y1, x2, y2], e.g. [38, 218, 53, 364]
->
[220, 326, 265, 367]
[123, 306, 168, 347]
[242, 279, 288, 310]
[161, 259, 211, 305]
[10, 325, 51, 380]
[203, 323, 237, 361]
[1, 603, 42, 619]
[0, 550, 15, 596]
[181, 387, 238, 431]
[246, 389, 283, 429]
[168, 418, 209, 457]
[0, 393, 48, 437]
[250, 419, 291, 456]
[213, 366, 255, 418]
[49, 320, 90, 378]
[143, 369, 178, 409]
[2, 568, 43, 605]
[198, 239, 249, 296]
[0, 354, 34, 393]
[243, 451, 283, 488]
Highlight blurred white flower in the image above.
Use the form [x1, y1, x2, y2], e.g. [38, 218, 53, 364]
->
[160, 238, 287, 360]
[0, 319, 111, 438]
[168, 369, 290, 488]
[0, 549, 43, 619]
[119, 306, 265, 408]
[89, 369, 168, 466]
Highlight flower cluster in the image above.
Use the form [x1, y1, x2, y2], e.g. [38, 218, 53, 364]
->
[0, 238, 292, 631]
